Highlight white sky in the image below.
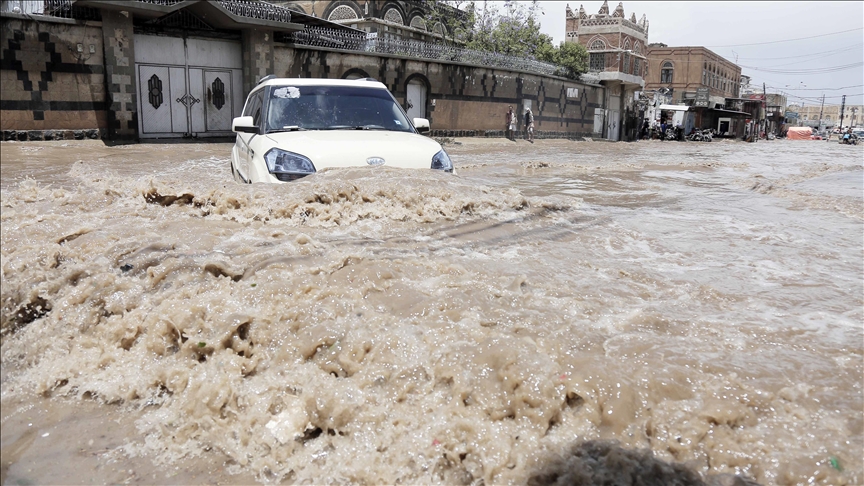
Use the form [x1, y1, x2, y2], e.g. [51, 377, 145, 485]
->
[533, 1, 864, 107]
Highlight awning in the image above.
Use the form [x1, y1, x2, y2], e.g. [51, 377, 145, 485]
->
[658, 104, 690, 111]
[706, 108, 751, 116]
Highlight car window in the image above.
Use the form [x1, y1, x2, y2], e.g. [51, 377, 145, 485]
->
[265, 85, 413, 133]
[243, 89, 265, 126]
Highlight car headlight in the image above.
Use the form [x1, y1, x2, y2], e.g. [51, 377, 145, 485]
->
[431, 149, 453, 172]
[264, 148, 316, 180]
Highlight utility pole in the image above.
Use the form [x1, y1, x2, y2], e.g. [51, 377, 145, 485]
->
[762, 82, 767, 137]
[818, 93, 825, 132]
[838, 95, 846, 131]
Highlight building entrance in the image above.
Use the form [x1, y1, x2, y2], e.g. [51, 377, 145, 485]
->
[134, 35, 243, 139]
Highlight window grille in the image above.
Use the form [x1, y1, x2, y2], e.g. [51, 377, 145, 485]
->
[589, 52, 605, 71]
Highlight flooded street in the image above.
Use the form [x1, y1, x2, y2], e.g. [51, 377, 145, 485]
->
[1, 137, 862, 485]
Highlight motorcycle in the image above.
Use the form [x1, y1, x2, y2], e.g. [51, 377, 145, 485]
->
[664, 128, 677, 141]
[687, 129, 712, 142]
[839, 133, 859, 145]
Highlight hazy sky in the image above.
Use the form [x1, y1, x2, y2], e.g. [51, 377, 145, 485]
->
[534, 1, 864, 107]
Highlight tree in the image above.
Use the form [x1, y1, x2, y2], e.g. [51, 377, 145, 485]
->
[422, 1, 589, 78]
[465, 1, 551, 57]
[539, 41, 589, 79]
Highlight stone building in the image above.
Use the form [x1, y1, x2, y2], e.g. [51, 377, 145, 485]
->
[565, 1, 647, 141]
[642, 44, 751, 135]
[644, 45, 741, 106]
[787, 103, 864, 129]
[268, 1, 464, 42]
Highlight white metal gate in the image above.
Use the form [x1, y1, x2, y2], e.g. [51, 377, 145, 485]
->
[406, 80, 427, 119]
[134, 35, 242, 139]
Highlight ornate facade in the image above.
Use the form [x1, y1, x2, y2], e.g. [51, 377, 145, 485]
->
[564, 1, 647, 141]
[270, 1, 463, 42]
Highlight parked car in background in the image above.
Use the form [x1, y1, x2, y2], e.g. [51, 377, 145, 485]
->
[230, 77, 453, 183]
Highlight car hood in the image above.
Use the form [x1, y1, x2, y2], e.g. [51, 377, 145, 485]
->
[263, 130, 443, 170]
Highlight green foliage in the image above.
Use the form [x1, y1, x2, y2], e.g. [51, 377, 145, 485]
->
[434, 0, 588, 79]
[548, 41, 589, 79]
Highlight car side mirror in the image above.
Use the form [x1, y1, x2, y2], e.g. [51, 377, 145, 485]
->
[232, 116, 258, 134]
[413, 118, 430, 133]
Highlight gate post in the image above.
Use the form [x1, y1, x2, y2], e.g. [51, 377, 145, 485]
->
[241, 29, 275, 97]
[100, 9, 138, 141]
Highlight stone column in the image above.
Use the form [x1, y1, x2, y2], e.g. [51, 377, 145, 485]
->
[242, 29, 274, 96]
[100, 9, 138, 141]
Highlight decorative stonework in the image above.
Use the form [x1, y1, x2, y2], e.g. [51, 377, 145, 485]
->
[589, 38, 606, 50]
[383, 8, 403, 25]
[432, 22, 445, 35]
[328, 5, 359, 21]
[598, 0, 609, 16]
[409, 16, 427, 31]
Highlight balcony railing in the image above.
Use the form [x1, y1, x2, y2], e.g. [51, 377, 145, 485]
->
[279, 27, 561, 77]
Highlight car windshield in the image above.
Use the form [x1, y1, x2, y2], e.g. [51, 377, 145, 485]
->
[265, 85, 414, 133]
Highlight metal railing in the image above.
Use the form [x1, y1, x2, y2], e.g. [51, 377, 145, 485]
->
[30, 0, 294, 23]
[217, 0, 291, 23]
[280, 26, 563, 77]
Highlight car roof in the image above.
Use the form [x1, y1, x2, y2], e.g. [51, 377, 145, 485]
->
[256, 76, 387, 90]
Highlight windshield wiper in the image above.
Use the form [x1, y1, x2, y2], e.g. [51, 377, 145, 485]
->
[269, 126, 306, 133]
[324, 125, 388, 131]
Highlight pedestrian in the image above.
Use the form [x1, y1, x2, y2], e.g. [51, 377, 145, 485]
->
[506, 106, 515, 140]
[525, 108, 534, 143]
[640, 120, 649, 140]
[660, 121, 667, 141]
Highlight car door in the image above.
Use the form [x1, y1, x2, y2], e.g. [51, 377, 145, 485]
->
[235, 89, 264, 182]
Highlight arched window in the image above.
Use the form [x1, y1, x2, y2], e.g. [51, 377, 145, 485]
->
[383, 8, 404, 25]
[409, 16, 427, 31]
[633, 42, 641, 54]
[432, 22, 445, 36]
[660, 61, 673, 84]
[622, 39, 631, 51]
[589, 39, 606, 50]
[327, 5, 359, 21]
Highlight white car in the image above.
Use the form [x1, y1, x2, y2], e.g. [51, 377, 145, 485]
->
[230, 77, 453, 183]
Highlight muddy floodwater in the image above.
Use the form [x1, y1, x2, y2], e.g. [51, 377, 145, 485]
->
[1, 137, 862, 485]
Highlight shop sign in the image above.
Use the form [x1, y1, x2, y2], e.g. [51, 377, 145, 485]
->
[694, 88, 710, 107]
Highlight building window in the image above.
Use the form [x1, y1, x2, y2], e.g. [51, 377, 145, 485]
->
[590, 52, 606, 71]
[660, 61, 673, 84]
[622, 52, 630, 74]
[634, 58, 641, 78]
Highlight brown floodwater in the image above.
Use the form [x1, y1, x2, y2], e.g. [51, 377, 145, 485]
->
[1, 137, 862, 485]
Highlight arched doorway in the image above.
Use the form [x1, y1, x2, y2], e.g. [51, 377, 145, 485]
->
[405, 77, 427, 119]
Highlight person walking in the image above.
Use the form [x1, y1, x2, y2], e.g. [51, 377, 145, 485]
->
[525, 108, 534, 143]
[506, 106, 515, 140]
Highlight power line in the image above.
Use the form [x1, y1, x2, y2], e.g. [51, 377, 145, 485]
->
[705, 27, 863, 48]
[732, 43, 863, 60]
[739, 62, 863, 74]
[766, 84, 864, 91]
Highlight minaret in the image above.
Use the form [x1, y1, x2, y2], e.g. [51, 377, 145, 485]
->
[579, 4, 587, 19]
[613, 2, 624, 18]
[630, 12, 637, 23]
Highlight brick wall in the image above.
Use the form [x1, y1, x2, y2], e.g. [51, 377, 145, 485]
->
[1, 18, 107, 138]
